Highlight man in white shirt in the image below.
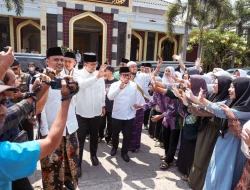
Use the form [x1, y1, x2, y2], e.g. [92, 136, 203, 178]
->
[75, 53, 106, 174]
[107, 67, 140, 162]
[127, 61, 161, 152]
[40, 47, 79, 190]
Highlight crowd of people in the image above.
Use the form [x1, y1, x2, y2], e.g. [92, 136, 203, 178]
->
[1, 45, 250, 190]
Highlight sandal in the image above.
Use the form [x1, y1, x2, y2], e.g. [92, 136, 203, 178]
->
[159, 161, 170, 170]
[181, 175, 189, 181]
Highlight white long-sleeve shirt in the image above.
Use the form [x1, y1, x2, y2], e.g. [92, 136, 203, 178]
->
[40, 71, 78, 136]
[108, 81, 143, 120]
[75, 67, 105, 118]
[134, 72, 152, 100]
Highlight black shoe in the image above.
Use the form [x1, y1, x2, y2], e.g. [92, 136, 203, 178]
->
[110, 148, 117, 156]
[64, 180, 74, 190]
[91, 156, 99, 166]
[121, 154, 130, 162]
[78, 167, 82, 178]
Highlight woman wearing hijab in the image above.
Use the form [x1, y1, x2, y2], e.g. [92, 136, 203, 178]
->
[198, 77, 250, 189]
[234, 69, 247, 78]
[229, 120, 250, 189]
[169, 75, 208, 180]
[162, 66, 175, 84]
[186, 76, 232, 190]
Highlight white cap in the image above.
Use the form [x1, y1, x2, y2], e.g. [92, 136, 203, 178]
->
[127, 61, 137, 67]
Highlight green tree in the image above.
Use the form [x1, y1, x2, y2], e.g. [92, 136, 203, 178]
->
[165, 0, 232, 60]
[4, 0, 25, 16]
[188, 29, 248, 70]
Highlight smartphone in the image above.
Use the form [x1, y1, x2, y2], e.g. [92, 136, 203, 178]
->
[157, 54, 161, 60]
[51, 78, 62, 90]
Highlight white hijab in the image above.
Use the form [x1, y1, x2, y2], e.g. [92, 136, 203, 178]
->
[162, 66, 175, 84]
[241, 120, 250, 159]
[235, 69, 247, 77]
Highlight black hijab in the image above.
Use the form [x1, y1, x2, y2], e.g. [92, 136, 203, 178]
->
[220, 77, 250, 136]
[209, 76, 232, 103]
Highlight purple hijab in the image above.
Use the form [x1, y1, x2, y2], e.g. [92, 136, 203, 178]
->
[190, 75, 208, 96]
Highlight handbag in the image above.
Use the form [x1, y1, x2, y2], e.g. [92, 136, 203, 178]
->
[10, 130, 28, 143]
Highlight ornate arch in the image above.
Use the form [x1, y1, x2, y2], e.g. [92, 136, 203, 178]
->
[158, 36, 178, 60]
[69, 12, 107, 64]
[131, 31, 143, 61]
[16, 20, 40, 52]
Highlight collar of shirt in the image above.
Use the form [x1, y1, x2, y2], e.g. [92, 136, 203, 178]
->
[63, 68, 74, 76]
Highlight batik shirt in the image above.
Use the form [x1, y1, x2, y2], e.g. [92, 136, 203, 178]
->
[142, 92, 177, 129]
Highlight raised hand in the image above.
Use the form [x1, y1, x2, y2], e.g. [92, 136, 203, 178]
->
[180, 91, 188, 106]
[172, 85, 181, 98]
[97, 64, 107, 79]
[172, 54, 180, 61]
[157, 57, 163, 67]
[134, 104, 143, 109]
[0, 46, 14, 70]
[219, 104, 237, 119]
[198, 88, 205, 103]
[119, 79, 127, 89]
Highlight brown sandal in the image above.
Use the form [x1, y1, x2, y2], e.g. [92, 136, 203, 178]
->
[160, 161, 170, 170]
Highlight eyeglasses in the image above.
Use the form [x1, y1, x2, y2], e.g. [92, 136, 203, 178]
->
[0, 98, 7, 106]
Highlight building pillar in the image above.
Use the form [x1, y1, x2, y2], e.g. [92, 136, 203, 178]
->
[154, 32, 158, 60]
[40, 6, 47, 54]
[125, 17, 132, 61]
[143, 31, 148, 61]
[9, 16, 14, 51]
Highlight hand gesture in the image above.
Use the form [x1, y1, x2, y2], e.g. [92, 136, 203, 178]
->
[185, 88, 194, 99]
[198, 88, 205, 103]
[180, 91, 188, 106]
[61, 76, 78, 97]
[172, 85, 181, 98]
[0, 46, 14, 70]
[157, 57, 163, 67]
[172, 54, 180, 61]
[219, 104, 237, 119]
[195, 58, 201, 67]
[120, 80, 127, 89]
[151, 115, 163, 122]
[172, 75, 178, 82]
[97, 64, 107, 79]
[45, 67, 56, 80]
[241, 129, 250, 147]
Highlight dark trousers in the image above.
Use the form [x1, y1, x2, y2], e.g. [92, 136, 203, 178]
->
[143, 109, 151, 126]
[21, 119, 34, 141]
[112, 118, 134, 155]
[76, 115, 101, 167]
[163, 127, 180, 164]
[148, 109, 163, 141]
[99, 112, 112, 141]
[12, 178, 33, 190]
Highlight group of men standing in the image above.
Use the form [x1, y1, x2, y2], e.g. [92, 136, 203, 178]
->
[35, 46, 161, 190]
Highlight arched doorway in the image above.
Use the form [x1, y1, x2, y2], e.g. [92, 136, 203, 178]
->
[158, 36, 177, 61]
[69, 12, 107, 64]
[130, 31, 143, 61]
[17, 20, 40, 53]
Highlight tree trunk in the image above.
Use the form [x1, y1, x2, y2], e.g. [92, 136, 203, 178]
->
[197, 38, 203, 58]
[182, 6, 191, 62]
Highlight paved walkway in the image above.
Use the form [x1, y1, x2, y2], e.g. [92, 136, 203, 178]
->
[30, 130, 190, 190]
